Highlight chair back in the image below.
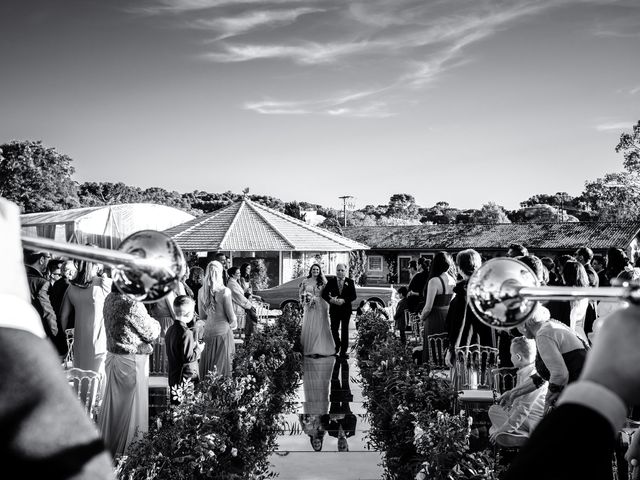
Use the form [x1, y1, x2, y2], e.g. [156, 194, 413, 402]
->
[66, 367, 102, 420]
[491, 367, 518, 395]
[255, 302, 270, 322]
[427, 333, 449, 369]
[62, 328, 74, 369]
[405, 311, 421, 342]
[150, 341, 169, 376]
[454, 344, 499, 390]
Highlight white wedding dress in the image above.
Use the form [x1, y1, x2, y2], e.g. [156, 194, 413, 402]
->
[300, 280, 335, 356]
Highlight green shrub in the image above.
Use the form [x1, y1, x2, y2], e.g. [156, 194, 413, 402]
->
[116, 309, 303, 479]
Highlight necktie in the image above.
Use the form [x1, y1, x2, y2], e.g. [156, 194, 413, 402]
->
[338, 279, 343, 294]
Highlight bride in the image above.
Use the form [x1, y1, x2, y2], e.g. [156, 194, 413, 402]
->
[300, 264, 335, 357]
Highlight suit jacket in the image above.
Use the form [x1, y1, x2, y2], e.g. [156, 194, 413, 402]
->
[25, 265, 58, 341]
[165, 321, 199, 387]
[505, 403, 614, 480]
[322, 276, 357, 318]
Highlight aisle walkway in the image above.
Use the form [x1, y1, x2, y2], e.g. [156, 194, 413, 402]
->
[269, 317, 383, 480]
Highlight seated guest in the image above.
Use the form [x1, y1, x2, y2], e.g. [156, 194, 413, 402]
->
[504, 304, 640, 480]
[165, 296, 202, 404]
[393, 287, 409, 344]
[499, 306, 588, 413]
[489, 337, 547, 447]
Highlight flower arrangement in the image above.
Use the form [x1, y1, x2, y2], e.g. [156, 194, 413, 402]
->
[116, 308, 303, 479]
[355, 310, 496, 480]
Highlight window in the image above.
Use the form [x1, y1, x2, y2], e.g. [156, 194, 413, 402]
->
[368, 255, 383, 272]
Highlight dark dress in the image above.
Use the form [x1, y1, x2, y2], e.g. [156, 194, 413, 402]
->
[407, 271, 428, 313]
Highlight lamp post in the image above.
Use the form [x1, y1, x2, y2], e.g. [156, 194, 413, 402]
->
[338, 195, 354, 227]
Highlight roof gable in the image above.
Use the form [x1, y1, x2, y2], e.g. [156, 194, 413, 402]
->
[164, 199, 369, 252]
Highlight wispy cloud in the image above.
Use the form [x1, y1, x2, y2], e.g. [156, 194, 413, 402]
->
[631, 85, 640, 95]
[190, 8, 324, 40]
[595, 121, 632, 132]
[131, 0, 636, 117]
[244, 88, 395, 118]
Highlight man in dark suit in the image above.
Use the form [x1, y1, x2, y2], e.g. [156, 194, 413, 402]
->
[24, 249, 58, 345]
[322, 263, 357, 358]
[505, 304, 640, 480]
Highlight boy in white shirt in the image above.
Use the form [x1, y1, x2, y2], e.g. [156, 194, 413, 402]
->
[489, 336, 547, 447]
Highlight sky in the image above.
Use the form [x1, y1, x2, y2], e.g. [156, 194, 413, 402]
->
[1, 0, 639, 212]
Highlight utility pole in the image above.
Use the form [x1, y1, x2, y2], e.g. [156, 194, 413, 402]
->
[338, 195, 354, 227]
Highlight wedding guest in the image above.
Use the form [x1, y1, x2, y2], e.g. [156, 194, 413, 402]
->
[488, 337, 546, 447]
[99, 285, 161, 457]
[394, 287, 409, 344]
[239, 263, 261, 301]
[504, 303, 640, 480]
[499, 306, 588, 413]
[59, 253, 112, 375]
[227, 266, 258, 339]
[592, 254, 609, 287]
[446, 249, 495, 362]
[49, 259, 77, 357]
[24, 249, 58, 345]
[198, 261, 237, 379]
[186, 265, 204, 312]
[507, 243, 528, 258]
[46, 259, 64, 284]
[406, 258, 428, 313]
[165, 296, 202, 404]
[562, 260, 591, 343]
[0, 197, 114, 479]
[541, 256, 560, 286]
[419, 252, 456, 362]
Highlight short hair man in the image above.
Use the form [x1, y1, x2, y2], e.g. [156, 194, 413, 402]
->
[575, 246, 599, 288]
[24, 249, 58, 344]
[507, 243, 528, 258]
[165, 295, 201, 404]
[214, 253, 229, 285]
[48, 259, 78, 357]
[592, 254, 609, 287]
[488, 337, 547, 447]
[322, 263, 357, 358]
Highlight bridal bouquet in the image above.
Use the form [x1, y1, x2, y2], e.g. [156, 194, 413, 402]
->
[302, 292, 317, 309]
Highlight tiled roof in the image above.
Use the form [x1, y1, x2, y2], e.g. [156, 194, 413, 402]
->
[343, 223, 640, 250]
[164, 199, 369, 252]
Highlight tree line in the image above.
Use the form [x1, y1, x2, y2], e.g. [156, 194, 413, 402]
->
[1, 120, 638, 225]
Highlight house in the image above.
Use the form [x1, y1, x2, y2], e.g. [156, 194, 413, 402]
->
[164, 198, 368, 287]
[343, 222, 640, 285]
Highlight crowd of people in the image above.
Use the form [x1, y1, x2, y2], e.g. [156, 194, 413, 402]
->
[5, 189, 640, 479]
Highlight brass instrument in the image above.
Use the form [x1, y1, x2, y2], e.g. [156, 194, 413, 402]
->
[22, 231, 185, 303]
[467, 257, 639, 329]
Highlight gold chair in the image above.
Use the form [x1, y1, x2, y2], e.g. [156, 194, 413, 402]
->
[66, 367, 102, 420]
[150, 341, 169, 376]
[491, 367, 518, 396]
[405, 311, 421, 343]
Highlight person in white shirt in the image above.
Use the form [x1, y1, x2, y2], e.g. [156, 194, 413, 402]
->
[488, 337, 547, 447]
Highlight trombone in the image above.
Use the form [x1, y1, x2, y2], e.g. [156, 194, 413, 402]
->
[22, 230, 186, 303]
[467, 257, 639, 329]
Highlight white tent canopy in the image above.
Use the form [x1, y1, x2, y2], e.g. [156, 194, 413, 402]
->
[21, 204, 195, 249]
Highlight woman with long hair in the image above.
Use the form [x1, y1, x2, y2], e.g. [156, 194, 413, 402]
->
[198, 261, 237, 378]
[419, 252, 456, 363]
[562, 260, 590, 343]
[60, 253, 111, 375]
[299, 264, 334, 357]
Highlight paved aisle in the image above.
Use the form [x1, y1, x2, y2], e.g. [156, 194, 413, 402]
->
[269, 317, 383, 480]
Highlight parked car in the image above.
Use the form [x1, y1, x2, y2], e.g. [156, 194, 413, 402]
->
[255, 276, 397, 311]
